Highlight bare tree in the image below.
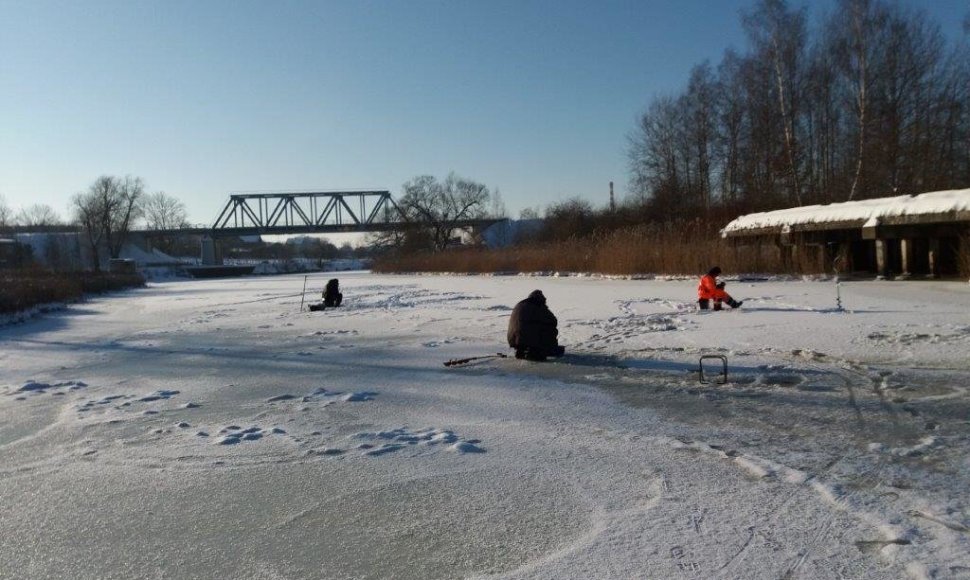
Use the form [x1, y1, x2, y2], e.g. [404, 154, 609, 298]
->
[832, 0, 890, 199]
[142, 191, 189, 255]
[684, 63, 719, 212]
[73, 181, 110, 272]
[489, 189, 508, 219]
[804, 32, 843, 202]
[743, 0, 807, 205]
[105, 176, 144, 258]
[714, 50, 748, 207]
[628, 96, 684, 215]
[396, 173, 492, 251]
[628, 0, 967, 216]
[142, 191, 188, 230]
[0, 194, 12, 229]
[72, 175, 147, 270]
[16, 203, 61, 227]
[542, 197, 596, 241]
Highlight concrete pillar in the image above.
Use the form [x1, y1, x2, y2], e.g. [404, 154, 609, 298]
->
[201, 236, 217, 266]
[927, 238, 940, 278]
[899, 238, 914, 279]
[875, 239, 888, 279]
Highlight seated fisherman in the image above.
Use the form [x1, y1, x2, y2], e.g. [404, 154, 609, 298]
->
[323, 278, 343, 308]
[697, 266, 742, 310]
[507, 290, 566, 361]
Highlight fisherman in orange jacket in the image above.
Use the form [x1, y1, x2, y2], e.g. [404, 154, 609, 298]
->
[697, 266, 743, 310]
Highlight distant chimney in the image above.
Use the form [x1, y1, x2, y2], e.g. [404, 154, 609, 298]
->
[609, 181, 615, 212]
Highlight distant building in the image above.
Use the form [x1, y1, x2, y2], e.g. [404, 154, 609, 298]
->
[12, 232, 85, 271]
[479, 219, 543, 248]
[0, 238, 31, 269]
[721, 188, 970, 278]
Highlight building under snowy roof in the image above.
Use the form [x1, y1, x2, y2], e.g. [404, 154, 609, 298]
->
[0, 238, 33, 269]
[721, 188, 970, 278]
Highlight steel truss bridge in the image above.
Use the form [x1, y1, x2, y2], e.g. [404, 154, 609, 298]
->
[6, 190, 503, 245]
[142, 190, 502, 238]
[211, 190, 404, 236]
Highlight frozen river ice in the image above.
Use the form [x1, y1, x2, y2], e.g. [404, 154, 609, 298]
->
[1, 272, 968, 579]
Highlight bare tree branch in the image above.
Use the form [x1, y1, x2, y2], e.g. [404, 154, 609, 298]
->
[15, 204, 61, 227]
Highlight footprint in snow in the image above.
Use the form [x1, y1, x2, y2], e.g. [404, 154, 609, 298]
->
[14, 379, 88, 396]
[266, 394, 298, 402]
[138, 390, 180, 402]
[265, 388, 376, 404]
[210, 425, 287, 445]
[347, 427, 484, 457]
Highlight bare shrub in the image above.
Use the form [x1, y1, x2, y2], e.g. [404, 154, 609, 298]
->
[78, 273, 146, 294]
[0, 271, 81, 314]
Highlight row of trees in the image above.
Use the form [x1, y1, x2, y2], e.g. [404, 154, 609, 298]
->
[629, 0, 970, 218]
[0, 196, 62, 228]
[0, 184, 188, 234]
[1, 178, 190, 271]
[5, 172, 500, 261]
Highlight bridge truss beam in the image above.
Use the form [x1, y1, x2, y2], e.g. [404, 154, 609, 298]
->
[211, 190, 405, 234]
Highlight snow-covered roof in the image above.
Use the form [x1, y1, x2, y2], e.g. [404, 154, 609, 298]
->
[722, 188, 970, 237]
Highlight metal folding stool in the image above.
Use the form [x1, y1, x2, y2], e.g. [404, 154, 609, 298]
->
[699, 355, 728, 384]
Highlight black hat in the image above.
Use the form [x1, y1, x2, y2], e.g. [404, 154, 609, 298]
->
[527, 290, 546, 305]
[708, 266, 722, 276]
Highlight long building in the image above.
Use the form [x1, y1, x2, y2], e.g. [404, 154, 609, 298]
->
[721, 188, 970, 278]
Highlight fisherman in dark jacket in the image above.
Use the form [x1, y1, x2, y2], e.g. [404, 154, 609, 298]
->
[323, 278, 342, 308]
[507, 290, 565, 361]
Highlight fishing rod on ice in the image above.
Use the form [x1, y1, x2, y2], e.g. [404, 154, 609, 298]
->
[443, 353, 508, 367]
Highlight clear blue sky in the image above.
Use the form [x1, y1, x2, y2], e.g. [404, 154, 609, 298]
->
[1, 0, 966, 224]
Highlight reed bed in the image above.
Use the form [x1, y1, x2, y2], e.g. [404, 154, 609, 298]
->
[1, 270, 145, 314]
[374, 222, 828, 276]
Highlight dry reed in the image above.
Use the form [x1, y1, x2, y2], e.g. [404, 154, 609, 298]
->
[1, 270, 145, 314]
[374, 221, 826, 276]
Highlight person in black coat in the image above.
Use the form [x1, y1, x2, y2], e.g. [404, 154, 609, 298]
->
[507, 290, 565, 361]
[323, 278, 342, 307]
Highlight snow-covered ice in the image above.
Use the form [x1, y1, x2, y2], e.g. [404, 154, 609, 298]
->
[1, 272, 969, 579]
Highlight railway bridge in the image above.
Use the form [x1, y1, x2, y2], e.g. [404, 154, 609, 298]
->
[138, 190, 504, 265]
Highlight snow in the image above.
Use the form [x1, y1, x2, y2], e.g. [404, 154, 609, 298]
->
[118, 243, 182, 266]
[1, 272, 969, 579]
[722, 187, 970, 234]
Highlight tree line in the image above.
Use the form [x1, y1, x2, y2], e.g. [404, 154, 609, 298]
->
[628, 0, 970, 219]
[3, 171, 504, 262]
[0, 177, 189, 271]
[0, 181, 187, 232]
